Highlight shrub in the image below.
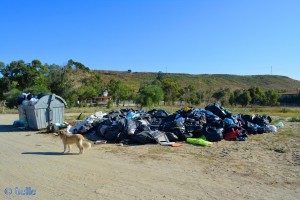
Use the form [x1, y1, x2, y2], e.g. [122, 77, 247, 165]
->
[289, 117, 300, 122]
[107, 100, 113, 109]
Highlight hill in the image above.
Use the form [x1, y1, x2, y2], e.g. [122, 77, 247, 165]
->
[93, 70, 300, 92]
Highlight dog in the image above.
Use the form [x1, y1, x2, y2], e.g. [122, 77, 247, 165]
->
[57, 130, 91, 154]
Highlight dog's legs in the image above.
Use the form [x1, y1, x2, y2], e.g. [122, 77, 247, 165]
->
[67, 145, 71, 153]
[63, 143, 67, 153]
[77, 140, 83, 154]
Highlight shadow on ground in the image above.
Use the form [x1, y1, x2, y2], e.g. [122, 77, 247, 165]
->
[22, 152, 79, 156]
[0, 125, 32, 132]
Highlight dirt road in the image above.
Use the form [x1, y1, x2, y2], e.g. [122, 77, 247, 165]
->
[0, 114, 299, 199]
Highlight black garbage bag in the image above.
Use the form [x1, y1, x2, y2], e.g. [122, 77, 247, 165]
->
[192, 121, 204, 138]
[85, 131, 105, 141]
[154, 109, 169, 118]
[37, 93, 46, 99]
[195, 109, 220, 123]
[165, 132, 178, 142]
[241, 114, 254, 123]
[147, 109, 157, 115]
[136, 124, 151, 133]
[235, 114, 246, 126]
[125, 118, 139, 135]
[132, 131, 156, 144]
[163, 120, 188, 141]
[96, 124, 109, 136]
[244, 121, 259, 135]
[16, 96, 25, 105]
[201, 120, 224, 142]
[205, 103, 230, 119]
[244, 121, 270, 135]
[176, 107, 194, 118]
[202, 125, 224, 142]
[184, 118, 197, 134]
[256, 127, 265, 134]
[78, 123, 94, 135]
[27, 93, 33, 100]
[187, 110, 206, 122]
[161, 121, 175, 132]
[227, 114, 241, 125]
[253, 115, 272, 126]
[149, 118, 164, 131]
[163, 113, 177, 123]
[104, 125, 126, 142]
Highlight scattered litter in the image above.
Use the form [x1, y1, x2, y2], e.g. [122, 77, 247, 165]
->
[276, 122, 284, 127]
[187, 138, 212, 146]
[94, 140, 107, 144]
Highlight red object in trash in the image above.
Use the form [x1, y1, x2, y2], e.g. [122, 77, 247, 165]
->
[224, 128, 242, 140]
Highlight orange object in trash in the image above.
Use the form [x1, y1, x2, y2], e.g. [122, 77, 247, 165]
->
[171, 143, 184, 147]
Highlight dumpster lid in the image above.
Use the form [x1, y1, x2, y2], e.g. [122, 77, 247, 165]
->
[53, 94, 67, 107]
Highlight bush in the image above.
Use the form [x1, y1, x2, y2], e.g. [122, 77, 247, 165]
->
[3, 89, 22, 109]
[280, 108, 291, 113]
[289, 117, 300, 122]
[107, 100, 113, 109]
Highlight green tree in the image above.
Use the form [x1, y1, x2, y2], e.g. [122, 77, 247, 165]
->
[212, 88, 230, 104]
[204, 89, 213, 104]
[66, 59, 90, 72]
[1, 60, 49, 91]
[107, 79, 123, 106]
[3, 88, 22, 109]
[77, 86, 98, 101]
[248, 86, 265, 105]
[47, 63, 73, 98]
[156, 71, 165, 82]
[196, 91, 205, 105]
[30, 59, 49, 88]
[161, 78, 179, 105]
[181, 84, 198, 105]
[119, 85, 134, 106]
[236, 90, 251, 107]
[0, 72, 11, 100]
[229, 92, 235, 106]
[136, 85, 164, 108]
[264, 89, 279, 105]
[25, 85, 50, 95]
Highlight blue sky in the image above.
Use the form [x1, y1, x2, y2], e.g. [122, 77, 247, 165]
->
[1, 0, 300, 80]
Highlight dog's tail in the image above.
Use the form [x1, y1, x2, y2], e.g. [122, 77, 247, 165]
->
[83, 142, 92, 149]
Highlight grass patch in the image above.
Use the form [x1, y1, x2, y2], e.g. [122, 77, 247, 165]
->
[271, 118, 284, 125]
[289, 117, 300, 122]
[280, 108, 292, 113]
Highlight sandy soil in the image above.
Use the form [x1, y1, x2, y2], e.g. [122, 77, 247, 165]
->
[0, 114, 299, 200]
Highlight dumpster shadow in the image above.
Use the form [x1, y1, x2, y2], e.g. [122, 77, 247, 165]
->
[22, 152, 79, 156]
[0, 125, 32, 133]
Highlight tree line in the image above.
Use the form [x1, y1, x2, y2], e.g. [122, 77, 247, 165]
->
[0, 59, 291, 109]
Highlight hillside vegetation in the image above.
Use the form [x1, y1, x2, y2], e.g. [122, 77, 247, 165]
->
[1, 59, 299, 108]
[93, 70, 300, 91]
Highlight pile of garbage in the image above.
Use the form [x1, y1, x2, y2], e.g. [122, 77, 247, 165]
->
[66, 103, 278, 146]
[16, 93, 46, 106]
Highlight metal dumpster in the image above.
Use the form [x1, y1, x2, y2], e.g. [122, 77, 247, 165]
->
[22, 94, 67, 130]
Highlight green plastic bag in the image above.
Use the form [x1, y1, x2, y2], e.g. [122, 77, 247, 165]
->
[186, 137, 212, 146]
